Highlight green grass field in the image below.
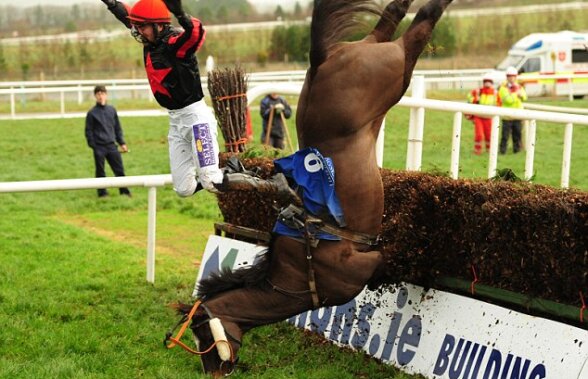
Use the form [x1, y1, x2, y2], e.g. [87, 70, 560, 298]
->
[0, 110, 428, 378]
[2, 1, 588, 375]
[1, 94, 587, 378]
[386, 98, 588, 189]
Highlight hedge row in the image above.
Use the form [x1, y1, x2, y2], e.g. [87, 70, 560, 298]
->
[217, 156, 588, 308]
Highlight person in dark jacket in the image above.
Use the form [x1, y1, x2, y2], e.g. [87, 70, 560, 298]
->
[85, 85, 131, 198]
[260, 93, 292, 149]
[100, 0, 223, 196]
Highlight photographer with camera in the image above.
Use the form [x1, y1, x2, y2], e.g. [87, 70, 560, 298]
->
[260, 93, 292, 150]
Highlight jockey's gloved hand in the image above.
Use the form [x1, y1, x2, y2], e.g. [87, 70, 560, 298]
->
[100, 0, 116, 7]
[224, 156, 246, 174]
[162, 0, 184, 16]
[274, 103, 285, 114]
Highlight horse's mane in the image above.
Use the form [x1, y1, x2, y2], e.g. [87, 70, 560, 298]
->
[196, 253, 270, 299]
[309, 0, 382, 74]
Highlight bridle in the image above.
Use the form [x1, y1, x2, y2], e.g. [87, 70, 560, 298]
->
[164, 299, 241, 375]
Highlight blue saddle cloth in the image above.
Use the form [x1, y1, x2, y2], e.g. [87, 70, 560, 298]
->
[272, 148, 346, 241]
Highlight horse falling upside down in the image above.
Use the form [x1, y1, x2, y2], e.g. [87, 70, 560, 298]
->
[173, 0, 453, 375]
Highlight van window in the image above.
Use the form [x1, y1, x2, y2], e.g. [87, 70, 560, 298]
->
[572, 49, 588, 63]
[497, 55, 524, 70]
[519, 57, 541, 74]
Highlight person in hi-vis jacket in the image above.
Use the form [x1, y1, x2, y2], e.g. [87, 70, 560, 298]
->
[498, 66, 527, 154]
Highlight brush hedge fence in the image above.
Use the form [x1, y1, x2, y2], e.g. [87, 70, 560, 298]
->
[217, 155, 588, 322]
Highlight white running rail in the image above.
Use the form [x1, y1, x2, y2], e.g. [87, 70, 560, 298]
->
[0, 175, 172, 284]
[3, 78, 588, 283]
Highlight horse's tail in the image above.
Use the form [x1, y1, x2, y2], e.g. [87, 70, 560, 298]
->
[196, 253, 270, 299]
[309, 0, 381, 74]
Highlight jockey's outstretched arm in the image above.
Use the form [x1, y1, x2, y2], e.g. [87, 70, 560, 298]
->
[162, 0, 191, 29]
[100, 0, 132, 29]
[162, 0, 206, 57]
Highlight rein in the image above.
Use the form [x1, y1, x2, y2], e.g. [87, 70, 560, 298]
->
[164, 300, 236, 363]
[278, 204, 381, 247]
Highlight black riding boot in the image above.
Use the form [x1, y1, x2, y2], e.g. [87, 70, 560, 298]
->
[215, 172, 297, 199]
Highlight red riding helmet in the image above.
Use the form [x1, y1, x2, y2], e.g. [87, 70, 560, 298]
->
[128, 0, 171, 24]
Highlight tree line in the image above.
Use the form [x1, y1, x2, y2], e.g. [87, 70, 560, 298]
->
[0, 3, 586, 81]
[0, 0, 312, 38]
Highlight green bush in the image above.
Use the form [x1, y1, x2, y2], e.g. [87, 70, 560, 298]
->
[270, 25, 310, 63]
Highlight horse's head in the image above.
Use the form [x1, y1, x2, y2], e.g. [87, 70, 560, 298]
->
[169, 302, 242, 377]
[189, 308, 242, 377]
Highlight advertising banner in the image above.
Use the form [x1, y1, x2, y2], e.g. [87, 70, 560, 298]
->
[195, 235, 588, 378]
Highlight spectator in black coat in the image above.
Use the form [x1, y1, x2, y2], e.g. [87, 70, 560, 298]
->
[85, 85, 131, 198]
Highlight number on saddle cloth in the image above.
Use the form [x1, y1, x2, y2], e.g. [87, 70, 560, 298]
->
[273, 148, 346, 241]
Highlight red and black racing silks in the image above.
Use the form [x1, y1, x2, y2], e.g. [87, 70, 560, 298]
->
[108, 2, 206, 110]
[142, 18, 206, 110]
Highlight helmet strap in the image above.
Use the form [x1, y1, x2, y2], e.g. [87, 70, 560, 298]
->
[152, 23, 160, 42]
[131, 25, 148, 44]
[154, 23, 171, 43]
[131, 23, 163, 45]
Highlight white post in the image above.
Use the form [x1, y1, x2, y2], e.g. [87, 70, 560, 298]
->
[78, 84, 83, 105]
[10, 91, 16, 119]
[450, 112, 463, 179]
[376, 118, 385, 168]
[60, 91, 65, 116]
[522, 120, 528, 151]
[146, 186, 157, 283]
[568, 75, 574, 102]
[206, 55, 215, 73]
[524, 119, 537, 181]
[561, 123, 574, 189]
[406, 75, 426, 171]
[488, 116, 500, 179]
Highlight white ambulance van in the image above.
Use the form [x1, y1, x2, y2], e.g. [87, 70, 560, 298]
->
[491, 31, 588, 98]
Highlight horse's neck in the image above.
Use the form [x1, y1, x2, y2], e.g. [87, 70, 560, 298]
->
[325, 41, 354, 60]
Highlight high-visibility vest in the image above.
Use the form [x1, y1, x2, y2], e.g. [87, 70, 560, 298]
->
[468, 87, 501, 107]
[499, 82, 527, 109]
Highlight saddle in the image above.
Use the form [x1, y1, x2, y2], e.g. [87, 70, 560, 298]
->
[221, 156, 380, 247]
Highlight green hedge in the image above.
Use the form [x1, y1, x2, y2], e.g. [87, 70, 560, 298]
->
[217, 155, 588, 313]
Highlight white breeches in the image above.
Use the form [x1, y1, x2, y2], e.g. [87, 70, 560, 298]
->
[168, 100, 223, 196]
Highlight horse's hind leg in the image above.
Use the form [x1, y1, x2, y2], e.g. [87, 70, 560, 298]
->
[401, 0, 453, 88]
[371, 0, 414, 42]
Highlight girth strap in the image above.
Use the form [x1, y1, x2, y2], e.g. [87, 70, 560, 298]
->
[278, 204, 381, 246]
[281, 204, 380, 309]
[304, 219, 321, 309]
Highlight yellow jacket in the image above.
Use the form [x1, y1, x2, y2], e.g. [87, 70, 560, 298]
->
[498, 82, 527, 109]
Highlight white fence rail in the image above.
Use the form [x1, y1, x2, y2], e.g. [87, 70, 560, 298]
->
[4, 70, 588, 118]
[2, 78, 588, 282]
[0, 72, 308, 118]
[251, 79, 588, 187]
[0, 175, 172, 284]
[403, 77, 588, 187]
